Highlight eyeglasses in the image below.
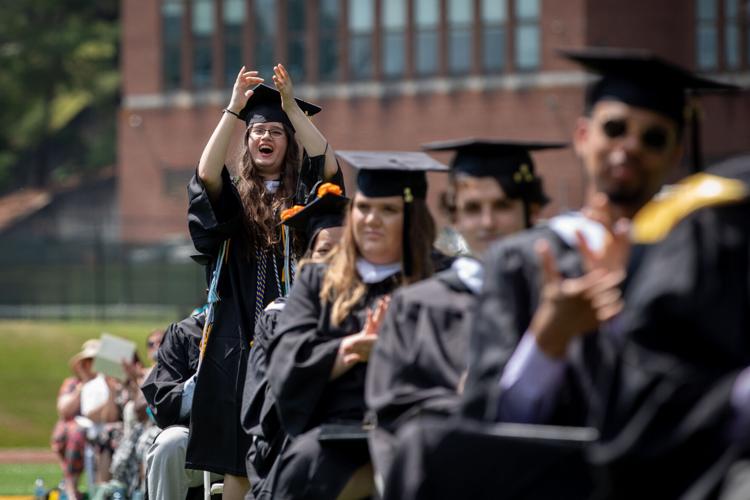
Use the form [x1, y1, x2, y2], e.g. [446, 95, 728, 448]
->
[599, 118, 674, 153]
[147, 341, 158, 348]
[250, 126, 285, 139]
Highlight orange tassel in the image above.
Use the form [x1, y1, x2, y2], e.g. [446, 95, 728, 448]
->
[317, 183, 343, 197]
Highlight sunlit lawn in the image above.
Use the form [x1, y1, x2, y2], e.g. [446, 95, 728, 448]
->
[0, 319, 173, 448]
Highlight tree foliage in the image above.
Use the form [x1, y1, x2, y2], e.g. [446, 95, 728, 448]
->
[0, 0, 119, 192]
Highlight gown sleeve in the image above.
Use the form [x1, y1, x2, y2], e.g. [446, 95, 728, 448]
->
[241, 301, 285, 435]
[461, 239, 537, 421]
[593, 203, 750, 498]
[187, 166, 244, 256]
[267, 263, 343, 435]
[141, 314, 204, 428]
[366, 290, 414, 430]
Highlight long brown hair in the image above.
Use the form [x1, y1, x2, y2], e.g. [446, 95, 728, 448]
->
[319, 197, 436, 326]
[235, 124, 301, 249]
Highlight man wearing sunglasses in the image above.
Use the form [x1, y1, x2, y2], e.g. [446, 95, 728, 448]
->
[382, 48, 736, 499]
[462, 47, 736, 426]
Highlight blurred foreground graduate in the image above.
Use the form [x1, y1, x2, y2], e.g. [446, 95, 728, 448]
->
[383, 48, 737, 500]
[240, 183, 348, 500]
[365, 139, 563, 488]
[266, 151, 446, 499]
[186, 64, 342, 499]
[590, 155, 750, 498]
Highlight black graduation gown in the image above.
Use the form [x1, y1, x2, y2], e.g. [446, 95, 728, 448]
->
[186, 156, 342, 475]
[381, 227, 608, 499]
[591, 162, 750, 499]
[141, 313, 204, 429]
[186, 167, 285, 475]
[241, 297, 288, 500]
[267, 262, 401, 500]
[461, 225, 599, 424]
[365, 268, 475, 479]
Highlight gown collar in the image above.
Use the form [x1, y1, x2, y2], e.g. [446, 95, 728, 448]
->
[356, 258, 402, 284]
[451, 256, 484, 295]
[548, 211, 606, 253]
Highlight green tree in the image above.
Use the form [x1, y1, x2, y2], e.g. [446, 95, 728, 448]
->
[0, 0, 119, 192]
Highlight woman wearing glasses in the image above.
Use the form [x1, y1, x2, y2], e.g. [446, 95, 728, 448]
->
[186, 64, 342, 499]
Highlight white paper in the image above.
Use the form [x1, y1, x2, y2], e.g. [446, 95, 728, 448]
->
[92, 333, 136, 381]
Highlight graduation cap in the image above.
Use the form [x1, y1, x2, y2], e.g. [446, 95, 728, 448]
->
[423, 138, 566, 204]
[422, 138, 564, 228]
[336, 150, 449, 200]
[281, 182, 349, 252]
[336, 150, 449, 276]
[561, 47, 739, 171]
[238, 83, 322, 130]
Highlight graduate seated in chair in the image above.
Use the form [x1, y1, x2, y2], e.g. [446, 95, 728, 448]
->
[382, 48, 736, 500]
[140, 312, 222, 500]
[267, 151, 447, 500]
[365, 139, 562, 488]
[241, 183, 348, 500]
[592, 155, 750, 499]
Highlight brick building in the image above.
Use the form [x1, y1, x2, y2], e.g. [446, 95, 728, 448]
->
[119, 0, 750, 243]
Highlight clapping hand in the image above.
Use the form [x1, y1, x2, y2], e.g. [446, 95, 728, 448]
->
[227, 66, 264, 113]
[530, 239, 624, 358]
[330, 296, 391, 380]
[579, 193, 631, 275]
[272, 63, 295, 112]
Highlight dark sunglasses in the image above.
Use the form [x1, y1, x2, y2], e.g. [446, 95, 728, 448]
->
[147, 341, 158, 348]
[600, 118, 672, 153]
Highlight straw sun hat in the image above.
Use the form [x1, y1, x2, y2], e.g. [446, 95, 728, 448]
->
[68, 339, 101, 371]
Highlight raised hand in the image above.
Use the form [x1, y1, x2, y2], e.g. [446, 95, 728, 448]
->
[578, 194, 631, 275]
[272, 63, 295, 112]
[330, 296, 392, 379]
[227, 66, 264, 113]
[530, 239, 624, 358]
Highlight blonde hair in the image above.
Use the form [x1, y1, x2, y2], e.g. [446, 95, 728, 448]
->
[319, 199, 436, 326]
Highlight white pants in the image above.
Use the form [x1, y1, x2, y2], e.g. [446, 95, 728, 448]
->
[146, 426, 221, 500]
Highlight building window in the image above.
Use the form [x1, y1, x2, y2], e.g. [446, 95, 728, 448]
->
[349, 0, 374, 80]
[447, 0, 473, 74]
[481, 0, 507, 72]
[192, 0, 214, 88]
[254, 0, 277, 77]
[696, 0, 718, 70]
[319, 0, 341, 81]
[724, 0, 740, 69]
[515, 0, 540, 70]
[415, 0, 439, 76]
[224, 0, 245, 86]
[382, 0, 407, 78]
[162, 0, 183, 90]
[287, 0, 307, 82]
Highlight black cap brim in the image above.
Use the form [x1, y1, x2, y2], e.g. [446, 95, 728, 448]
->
[239, 84, 322, 129]
[560, 47, 738, 92]
[337, 150, 448, 199]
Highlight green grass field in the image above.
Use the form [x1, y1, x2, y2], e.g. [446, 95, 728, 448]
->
[0, 319, 176, 448]
[0, 463, 72, 495]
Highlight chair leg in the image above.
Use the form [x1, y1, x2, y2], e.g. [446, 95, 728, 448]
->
[203, 471, 211, 500]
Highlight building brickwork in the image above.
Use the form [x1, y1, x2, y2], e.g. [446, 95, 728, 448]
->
[119, 0, 750, 243]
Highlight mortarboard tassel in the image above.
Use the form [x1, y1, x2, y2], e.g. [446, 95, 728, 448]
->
[688, 99, 703, 174]
[402, 187, 414, 277]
